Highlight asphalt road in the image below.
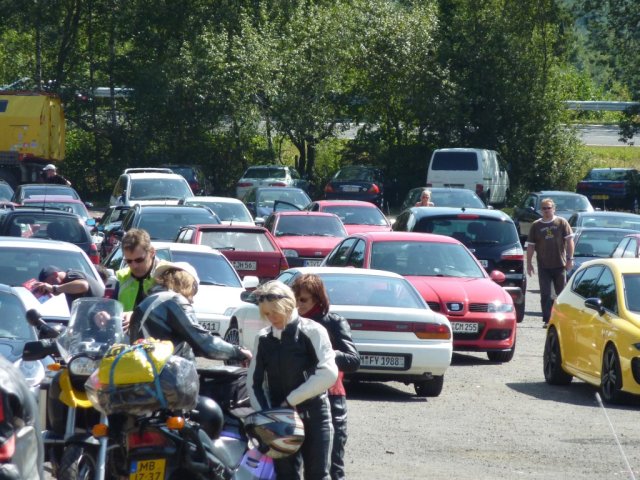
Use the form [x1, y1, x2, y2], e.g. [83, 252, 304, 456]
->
[343, 271, 640, 480]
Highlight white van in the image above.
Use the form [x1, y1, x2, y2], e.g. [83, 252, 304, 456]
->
[426, 148, 510, 206]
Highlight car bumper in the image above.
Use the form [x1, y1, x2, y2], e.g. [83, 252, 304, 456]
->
[448, 314, 516, 351]
[196, 312, 231, 337]
[285, 256, 324, 268]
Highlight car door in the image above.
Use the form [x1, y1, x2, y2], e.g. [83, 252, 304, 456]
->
[515, 195, 539, 238]
[346, 239, 366, 268]
[324, 238, 357, 266]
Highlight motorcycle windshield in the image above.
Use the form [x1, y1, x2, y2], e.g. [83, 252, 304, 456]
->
[56, 298, 125, 362]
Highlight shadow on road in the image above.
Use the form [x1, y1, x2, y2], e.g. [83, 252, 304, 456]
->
[507, 380, 640, 410]
[345, 381, 426, 403]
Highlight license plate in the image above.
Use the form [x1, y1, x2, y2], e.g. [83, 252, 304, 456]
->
[232, 260, 257, 271]
[342, 185, 360, 192]
[304, 259, 323, 267]
[360, 354, 406, 369]
[200, 321, 219, 332]
[592, 194, 609, 200]
[451, 322, 479, 333]
[129, 459, 166, 480]
[478, 259, 488, 268]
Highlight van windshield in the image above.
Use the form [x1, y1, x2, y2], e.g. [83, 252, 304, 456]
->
[431, 152, 478, 171]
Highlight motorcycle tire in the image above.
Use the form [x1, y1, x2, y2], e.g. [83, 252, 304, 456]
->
[58, 445, 98, 480]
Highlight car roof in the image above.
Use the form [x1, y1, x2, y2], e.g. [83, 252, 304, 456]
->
[133, 204, 213, 212]
[124, 172, 186, 180]
[251, 186, 305, 192]
[185, 224, 267, 233]
[312, 200, 380, 207]
[347, 231, 461, 244]
[573, 211, 640, 218]
[273, 211, 339, 218]
[0, 236, 89, 252]
[183, 196, 243, 204]
[23, 195, 84, 203]
[409, 206, 511, 221]
[5, 208, 82, 218]
[283, 266, 405, 279]
[150, 241, 225, 256]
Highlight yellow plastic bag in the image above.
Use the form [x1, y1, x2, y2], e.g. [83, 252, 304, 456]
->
[97, 339, 174, 386]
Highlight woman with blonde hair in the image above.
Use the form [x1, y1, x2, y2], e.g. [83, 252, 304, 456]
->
[247, 280, 338, 480]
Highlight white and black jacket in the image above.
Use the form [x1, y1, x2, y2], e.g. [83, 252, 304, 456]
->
[247, 312, 338, 409]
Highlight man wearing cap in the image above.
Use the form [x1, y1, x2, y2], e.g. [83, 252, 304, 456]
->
[33, 265, 102, 310]
[42, 164, 72, 186]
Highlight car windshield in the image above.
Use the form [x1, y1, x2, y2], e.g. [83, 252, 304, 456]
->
[243, 167, 286, 179]
[413, 217, 519, 246]
[333, 167, 376, 182]
[139, 210, 218, 240]
[275, 216, 346, 237]
[430, 190, 485, 208]
[578, 214, 640, 231]
[574, 230, 633, 258]
[7, 214, 89, 243]
[167, 251, 242, 288]
[0, 184, 13, 201]
[200, 230, 276, 251]
[0, 292, 33, 339]
[22, 186, 79, 200]
[321, 206, 388, 226]
[256, 190, 310, 209]
[24, 200, 89, 219]
[371, 241, 485, 278]
[0, 247, 96, 286]
[546, 195, 591, 211]
[186, 201, 252, 223]
[168, 167, 197, 181]
[129, 178, 192, 200]
[317, 273, 425, 308]
[586, 170, 633, 181]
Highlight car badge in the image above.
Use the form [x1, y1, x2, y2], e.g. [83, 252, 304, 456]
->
[315, 252, 322, 256]
[448, 303, 462, 311]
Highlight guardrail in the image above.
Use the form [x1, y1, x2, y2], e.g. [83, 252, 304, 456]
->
[564, 101, 640, 111]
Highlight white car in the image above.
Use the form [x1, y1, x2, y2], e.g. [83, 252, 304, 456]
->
[109, 168, 194, 207]
[104, 242, 258, 337]
[235, 165, 310, 199]
[229, 267, 452, 397]
[180, 196, 255, 226]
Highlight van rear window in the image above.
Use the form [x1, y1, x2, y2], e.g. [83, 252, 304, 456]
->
[431, 152, 478, 171]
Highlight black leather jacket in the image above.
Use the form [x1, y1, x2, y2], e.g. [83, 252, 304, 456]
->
[309, 312, 360, 373]
[129, 288, 246, 363]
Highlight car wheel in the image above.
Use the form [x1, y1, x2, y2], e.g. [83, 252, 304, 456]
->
[601, 345, 624, 404]
[487, 336, 516, 363]
[414, 375, 444, 397]
[223, 319, 241, 366]
[516, 302, 525, 323]
[543, 327, 572, 385]
[59, 445, 97, 480]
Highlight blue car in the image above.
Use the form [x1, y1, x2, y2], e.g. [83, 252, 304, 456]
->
[242, 186, 311, 220]
[324, 166, 385, 208]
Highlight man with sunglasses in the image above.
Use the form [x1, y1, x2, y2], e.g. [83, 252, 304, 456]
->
[526, 198, 574, 327]
[114, 228, 166, 327]
[33, 265, 102, 310]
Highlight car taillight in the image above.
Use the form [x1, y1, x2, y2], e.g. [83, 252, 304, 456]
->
[348, 320, 451, 340]
[324, 184, 335, 193]
[89, 244, 100, 264]
[611, 182, 626, 189]
[457, 214, 479, 219]
[127, 430, 169, 449]
[476, 184, 484, 194]
[280, 256, 290, 272]
[237, 182, 253, 187]
[367, 184, 380, 194]
[269, 182, 287, 187]
[501, 246, 524, 261]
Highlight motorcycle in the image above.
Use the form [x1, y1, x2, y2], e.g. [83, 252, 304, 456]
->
[23, 297, 126, 480]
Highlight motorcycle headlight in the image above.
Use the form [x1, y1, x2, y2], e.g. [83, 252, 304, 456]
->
[14, 359, 45, 387]
[69, 357, 99, 377]
[487, 302, 514, 313]
[282, 249, 299, 257]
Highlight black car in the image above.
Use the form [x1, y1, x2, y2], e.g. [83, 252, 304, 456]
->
[162, 164, 214, 196]
[116, 204, 220, 241]
[0, 207, 99, 263]
[95, 205, 131, 259]
[511, 190, 593, 241]
[576, 167, 640, 211]
[324, 165, 385, 208]
[241, 186, 312, 219]
[400, 187, 486, 211]
[393, 206, 526, 322]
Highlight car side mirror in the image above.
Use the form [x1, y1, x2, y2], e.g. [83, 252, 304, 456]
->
[584, 297, 605, 315]
[240, 290, 258, 304]
[254, 217, 265, 227]
[23, 339, 59, 360]
[242, 275, 260, 290]
[489, 270, 506, 284]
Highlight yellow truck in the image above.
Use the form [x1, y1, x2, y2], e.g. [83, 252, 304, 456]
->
[0, 91, 65, 188]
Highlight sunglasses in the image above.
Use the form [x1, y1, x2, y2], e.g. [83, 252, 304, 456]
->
[257, 294, 287, 303]
[541, 206, 554, 210]
[125, 255, 148, 265]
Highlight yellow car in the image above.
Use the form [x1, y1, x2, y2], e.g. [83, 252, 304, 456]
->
[543, 258, 640, 403]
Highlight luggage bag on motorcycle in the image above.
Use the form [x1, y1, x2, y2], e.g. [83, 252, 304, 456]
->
[85, 339, 199, 415]
[198, 366, 249, 414]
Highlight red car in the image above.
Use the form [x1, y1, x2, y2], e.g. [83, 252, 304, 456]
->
[305, 200, 392, 235]
[175, 224, 288, 282]
[264, 211, 347, 267]
[322, 231, 517, 362]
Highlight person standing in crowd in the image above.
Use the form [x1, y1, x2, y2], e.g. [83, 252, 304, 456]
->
[526, 198, 574, 326]
[114, 228, 165, 327]
[33, 265, 103, 310]
[291, 274, 360, 480]
[42, 164, 72, 186]
[247, 281, 338, 480]
[415, 189, 434, 207]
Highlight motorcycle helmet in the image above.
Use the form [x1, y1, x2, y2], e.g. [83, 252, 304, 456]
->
[244, 407, 305, 459]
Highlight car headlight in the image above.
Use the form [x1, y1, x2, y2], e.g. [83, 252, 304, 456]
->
[282, 249, 299, 257]
[487, 302, 514, 313]
[69, 357, 99, 377]
[14, 359, 45, 387]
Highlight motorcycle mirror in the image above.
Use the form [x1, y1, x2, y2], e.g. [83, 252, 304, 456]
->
[22, 340, 57, 361]
[26, 309, 43, 328]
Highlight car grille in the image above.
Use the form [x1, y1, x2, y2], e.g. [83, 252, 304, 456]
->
[427, 301, 441, 311]
[469, 303, 489, 312]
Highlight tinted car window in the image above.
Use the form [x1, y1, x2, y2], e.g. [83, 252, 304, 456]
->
[186, 201, 252, 223]
[624, 274, 640, 313]
[413, 217, 519, 246]
[623, 239, 638, 258]
[137, 210, 218, 240]
[200, 231, 276, 252]
[324, 238, 356, 266]
[243, 167, 287, 179]
[6, 214, 89, 243]
[129, 178, 192, 201]
[347, 239, 366, 268]
[321, 205, 388, 226]
[274, 216, 345, 237]
[573, 266, 604, 298]
[167, 251, 242, 288]
[431, 152, 478, 171]
[595, 268, 617, 313]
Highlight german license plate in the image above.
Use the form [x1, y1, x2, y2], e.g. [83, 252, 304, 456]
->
[200, 321, 219, 333]
[304, 259, 323, 267]
[478, 259, 488, 268]
[592, 194, 609, 200]
[451, 322, 479, 333]
[232, 260, 257, 271]
[129, 459, 166, 480]
[360, 354, 406, 369]
[343, 185, 360, 192]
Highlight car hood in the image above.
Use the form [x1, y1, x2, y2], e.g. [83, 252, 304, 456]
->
[275, 236, 343, 255]
[406, 276, 511, 304]
[192, 285, 246, 315]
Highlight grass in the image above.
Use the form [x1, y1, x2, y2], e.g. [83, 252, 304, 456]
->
[582, 145, 640, 170]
